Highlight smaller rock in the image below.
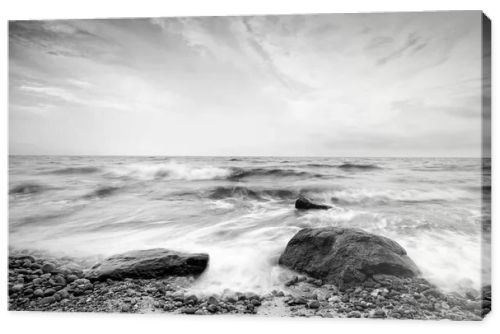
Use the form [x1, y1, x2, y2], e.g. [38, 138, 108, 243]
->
[225, 295, 237, 303]
[172, 291, 184, 301]
[53, 275, 66, 286]
[182, 307, 197, 314]
[40, 273, 51, 280]
[251, 299, 262, 307]
[44, 288, 56, 296]
[56, 289, 70, 299]
[285, 276, 298, 287]
[295, 197, 331, 210]
[369, 309, 387, 318]
[39, 296, 56, 305]
[290, 297, 307, 305]
[33, 289, 44, 297]
[184, 294, 198, 304]
[347, 311, 362, 318]
[307, 300, 320, 309]
[328, 295, 341, 303]
[312, 279, 323, 286]
[245, 292, 260, 301]
[31, 263, 42, 270]
[391, 312, 401, 319]
[66, 274, 78, 283]
[207, 296, 218, 306]
[207, 304, 218, 313]
[11, 284, 24, 292]
[297, 275, 307, 282]
[41, 263, 57, 274]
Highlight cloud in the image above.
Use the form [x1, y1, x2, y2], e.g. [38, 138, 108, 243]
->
[9, 12, 484, 156]
[365, 36, 394, 50]
[19, 84, 81, 103]
[376, 33, 424, 66]
[9, 20, 123, 61]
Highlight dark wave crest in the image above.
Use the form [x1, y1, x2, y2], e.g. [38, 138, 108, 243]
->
[337, 163, 381, 170]
[305, 163, 338, 168]
[47, 166, 101, 175]
[84, 186, 120, 199]
[208, 186, 297, 200]
[227, 167, 320, 180]
[9, 183, 45, 195]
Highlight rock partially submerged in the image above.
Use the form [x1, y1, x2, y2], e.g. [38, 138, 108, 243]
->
[85, 248, 209, 281]
[279, 227, 420, 285]
[295, 197, 331, 210]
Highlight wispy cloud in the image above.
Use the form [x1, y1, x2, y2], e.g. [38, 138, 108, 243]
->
[376, 33, 423, 65]
[9, 20, 123, 61]
[9, 12, 484, 156]
[19, 84, 81, 103]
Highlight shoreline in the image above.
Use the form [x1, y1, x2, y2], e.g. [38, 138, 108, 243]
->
[8, 251, 489, 320]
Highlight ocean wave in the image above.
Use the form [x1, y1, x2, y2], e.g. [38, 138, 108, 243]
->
[327, 188, 469, 205]
[305, 163, 338, 168]
[47, 166, 101, 175]
[16, 211, 74, 227]
[83, 186, 121, 199]
[337, 163, 381, 170]
[108, 162, 232, 181]
[227, 167, 320, 180]
[9, 183, 46, 195]
[207, 186, 297, 201]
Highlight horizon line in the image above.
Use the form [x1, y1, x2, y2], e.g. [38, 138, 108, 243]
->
[8, 154, 488, 159]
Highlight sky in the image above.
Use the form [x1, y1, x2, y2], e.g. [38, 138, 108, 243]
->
[9, 11, 487, 157]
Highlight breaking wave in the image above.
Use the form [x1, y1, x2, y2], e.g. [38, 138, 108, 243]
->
[327, 188, 471, 205]
[47, 166, 101, 175]
[9, 183, 46, 195]
[227, 167, 320, 180]
[337, 163, 381, 170]
[107, 162, 232, 181]
[207, 186, 297, 201]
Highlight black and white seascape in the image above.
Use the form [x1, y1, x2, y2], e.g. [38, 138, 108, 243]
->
[9, 12, 491, 320]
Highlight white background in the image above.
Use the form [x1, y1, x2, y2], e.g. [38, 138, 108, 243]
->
[0, 0, 498, 333]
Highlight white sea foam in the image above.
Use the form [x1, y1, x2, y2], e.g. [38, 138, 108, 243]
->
[318, 187, 474, 204]
[107, 161, 232, 181]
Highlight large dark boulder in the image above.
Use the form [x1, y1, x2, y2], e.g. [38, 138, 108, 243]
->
[85, 248, 209, 281]
[295, 197, 331, 210]
[279, 227, 420, 285]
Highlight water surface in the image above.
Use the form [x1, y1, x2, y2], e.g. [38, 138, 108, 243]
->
[9, 156, 491, 294]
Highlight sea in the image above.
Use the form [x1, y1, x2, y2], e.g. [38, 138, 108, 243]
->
[9, 156, 491, 295]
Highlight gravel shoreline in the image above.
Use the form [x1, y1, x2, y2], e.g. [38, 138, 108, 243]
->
[8, 252, 490, 320]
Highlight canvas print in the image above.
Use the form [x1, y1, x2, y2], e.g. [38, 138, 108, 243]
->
[8, 11, 491, 320]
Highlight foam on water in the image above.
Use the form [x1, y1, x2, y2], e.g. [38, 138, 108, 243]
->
[107, 161, 233, 181]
